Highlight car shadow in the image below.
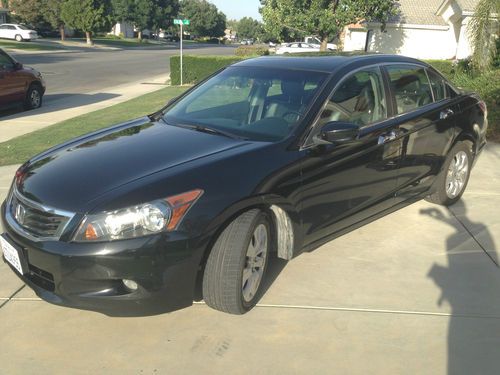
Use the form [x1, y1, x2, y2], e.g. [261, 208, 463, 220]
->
[0, 92, 121, 121]
[421, 202, 500, 375]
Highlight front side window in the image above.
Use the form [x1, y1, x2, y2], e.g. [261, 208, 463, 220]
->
[387, 65, 433, 114]
[316, 67, 388, 129]
[0, 52, 13, 70]
[164, 67, 327, 142]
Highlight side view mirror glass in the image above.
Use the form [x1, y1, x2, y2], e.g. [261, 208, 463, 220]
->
[14, 62, 23, 70]
[315, 121, 359, 145]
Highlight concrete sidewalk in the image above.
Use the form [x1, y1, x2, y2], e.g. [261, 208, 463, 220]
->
[0, 74, 170, 143]
[0, 144, 499, 374]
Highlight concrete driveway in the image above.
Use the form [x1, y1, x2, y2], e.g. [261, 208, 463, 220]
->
[0, 144, 498, 374]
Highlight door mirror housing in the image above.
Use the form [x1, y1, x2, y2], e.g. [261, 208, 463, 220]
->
[315, 121, 359, 145]
[14, 62, 23, 70]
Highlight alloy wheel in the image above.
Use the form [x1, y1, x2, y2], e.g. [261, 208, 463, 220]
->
[445, 150, 469, 199]
[242, 223, 268, 302]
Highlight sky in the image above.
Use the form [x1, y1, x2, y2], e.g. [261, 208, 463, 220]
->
[208, 0, 262, 21]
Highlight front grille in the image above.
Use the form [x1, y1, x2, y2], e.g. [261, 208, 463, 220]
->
[8, 189, 74, 240]
[28, 264, 55, 292]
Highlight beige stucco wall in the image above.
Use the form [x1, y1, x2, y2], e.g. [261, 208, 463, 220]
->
[344, 24, 466, 60]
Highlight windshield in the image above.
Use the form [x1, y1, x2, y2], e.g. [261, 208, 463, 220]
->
[163, 66, 327, 142]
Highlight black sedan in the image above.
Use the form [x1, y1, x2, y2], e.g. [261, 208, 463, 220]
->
[0, 55, 488, 316]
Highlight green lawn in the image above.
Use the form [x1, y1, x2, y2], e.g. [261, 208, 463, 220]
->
[0, 86, 188, 166]
[68, 37, 164, 48]
[0, 40, 61, 51]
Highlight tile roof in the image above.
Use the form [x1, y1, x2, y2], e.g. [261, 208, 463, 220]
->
[389, 0, 480, 26]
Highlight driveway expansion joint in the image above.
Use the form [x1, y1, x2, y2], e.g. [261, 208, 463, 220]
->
[0, 285, 25, 309]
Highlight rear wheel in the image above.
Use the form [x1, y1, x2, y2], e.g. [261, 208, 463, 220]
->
[24, 84, 43, 110]
[15, 34, 23, 42]
[202, 209, 271, 314]
[425, 141, 473, 206]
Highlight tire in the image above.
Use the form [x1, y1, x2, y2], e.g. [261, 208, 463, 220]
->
[24, 84, 43, 110]
[15, 34, 23, 42]
[425, 141, 473, 206]
[203, 209, 271, 314]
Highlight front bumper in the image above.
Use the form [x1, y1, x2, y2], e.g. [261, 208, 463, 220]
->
[1, 202, 206, 316]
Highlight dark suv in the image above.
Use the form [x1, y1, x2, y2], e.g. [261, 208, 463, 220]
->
[0, 48, 45, 110]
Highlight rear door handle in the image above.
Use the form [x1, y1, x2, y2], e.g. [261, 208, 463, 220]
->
[378, 130, 398, 145]
[440, 108, 454, 120]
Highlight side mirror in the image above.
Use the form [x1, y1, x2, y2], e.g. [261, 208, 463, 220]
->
[316, 121, 359, 145]
[14, 62, 23, 70]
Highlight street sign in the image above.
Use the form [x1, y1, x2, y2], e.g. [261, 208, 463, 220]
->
[173, 19, 190, 85]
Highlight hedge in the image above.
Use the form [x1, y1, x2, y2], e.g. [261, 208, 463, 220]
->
[170, 55, 245, 85]
[235, 45, 270, 56]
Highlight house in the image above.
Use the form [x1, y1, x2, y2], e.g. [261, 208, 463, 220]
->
[0, 8, 8, 24]
[343, 0, 492, 60]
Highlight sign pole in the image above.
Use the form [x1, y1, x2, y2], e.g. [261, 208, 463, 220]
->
[180, 22, 183, 86]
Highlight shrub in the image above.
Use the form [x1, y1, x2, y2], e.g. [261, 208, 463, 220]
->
[170, 55, 246, 85]
[235, 45, 270, 56]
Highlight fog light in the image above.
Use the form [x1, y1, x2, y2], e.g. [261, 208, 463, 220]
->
[123, 279, 138, 291]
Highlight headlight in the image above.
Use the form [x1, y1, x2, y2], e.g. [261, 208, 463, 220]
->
[73, 189, 203, 242]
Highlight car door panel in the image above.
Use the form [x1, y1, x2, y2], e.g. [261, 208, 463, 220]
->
[297, 66, 401, 247]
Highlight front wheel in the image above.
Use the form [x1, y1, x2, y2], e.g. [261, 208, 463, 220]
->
[425, 141, 473, 206]
[203, 209, 271, 314]
[15, 34, 23, 42]
[24, 84, 43, 110]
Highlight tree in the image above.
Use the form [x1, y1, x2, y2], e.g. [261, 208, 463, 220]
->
[261, 0, 399, 51]
[468, 0, 499, 70]
[61, 0, 113, 45]
[125, 0, 178, 40]
[9, 0, 45, 25]
[181, 0, 226, 38]
[111, 0, 134, 24]
[237, 17, 264, 40]
[41, 0, 67, 41]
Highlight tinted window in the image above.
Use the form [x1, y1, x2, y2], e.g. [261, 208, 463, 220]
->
[0, 52, 13, 70]
[387, 66, 433, 114]
[164, 67, 327, 142]
[427, 69, 447, 101]
[317, 67, 387, 128]
[0, 25, 6, 29]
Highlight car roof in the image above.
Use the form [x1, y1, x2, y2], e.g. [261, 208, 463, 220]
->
[232, 54, 430, 74]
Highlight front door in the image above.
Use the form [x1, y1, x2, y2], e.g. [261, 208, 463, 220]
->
[298, 66, 401, 247]
[0, 50, 25, 106]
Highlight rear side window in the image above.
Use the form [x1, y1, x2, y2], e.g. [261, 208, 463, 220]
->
[387, 66, 433, 114]
[427, 69, 447, 101]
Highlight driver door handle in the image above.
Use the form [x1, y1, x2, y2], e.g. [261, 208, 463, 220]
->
[440, 108, 454, 120]
[378, 130, 398, 145]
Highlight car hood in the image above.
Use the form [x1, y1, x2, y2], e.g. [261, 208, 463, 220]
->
[15, 117, 250, 213]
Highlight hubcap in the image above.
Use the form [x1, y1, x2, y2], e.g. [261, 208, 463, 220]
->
[445, 150, 469, 199]
[30, 90, 40, 108]
[242, 223, 268, 302]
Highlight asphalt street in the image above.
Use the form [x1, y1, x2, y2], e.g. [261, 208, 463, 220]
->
[10, 44, 236, 105]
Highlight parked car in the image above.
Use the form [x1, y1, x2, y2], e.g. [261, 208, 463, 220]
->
[0, 48, 45, 110]
[0, 55, 487, 316]
[304, 36, 337, 50]
[276, 42, 321, 54]
[0, 24, 39, 42]
[240, 39, 254, 45]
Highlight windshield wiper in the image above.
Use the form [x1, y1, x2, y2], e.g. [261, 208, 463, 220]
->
[160, 118, 246, 140]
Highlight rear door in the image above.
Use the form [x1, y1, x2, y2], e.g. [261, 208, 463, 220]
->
[383, 64, 458, 201]
[0, 25, 8, 39]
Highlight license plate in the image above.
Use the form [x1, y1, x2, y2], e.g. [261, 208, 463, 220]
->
[0, 235, 26, 275]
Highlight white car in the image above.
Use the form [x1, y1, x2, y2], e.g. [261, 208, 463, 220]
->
[0, 24, 38, 42]
[304, 36, 337, 50]
[276, 42, 321, 55]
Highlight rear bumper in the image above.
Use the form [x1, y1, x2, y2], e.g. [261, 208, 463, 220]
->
[1, 202, 206, 316]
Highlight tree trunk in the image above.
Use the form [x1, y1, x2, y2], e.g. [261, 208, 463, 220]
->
[320, 37, 328, 52]
[59, 25, 65, 41]
[85, 31, 93, 45]
[138, 30, 142, 40]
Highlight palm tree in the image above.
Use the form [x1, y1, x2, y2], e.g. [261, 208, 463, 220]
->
[468, 0, 500, 69]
